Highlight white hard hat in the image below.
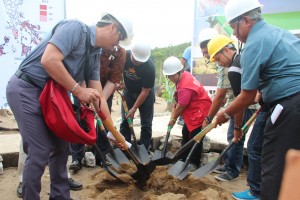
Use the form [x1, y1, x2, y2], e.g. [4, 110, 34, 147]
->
[163, 56, 183, 76]
[225, 0, 263, 23]
[199, 28, 218, 44]
[131, 42, 151, 62]
[101, 12, 134, 46]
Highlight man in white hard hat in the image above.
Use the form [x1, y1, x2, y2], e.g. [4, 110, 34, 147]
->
[119, 41, 155, 151]
[216, 0, 300, 200]
[163, 56, 212, 171]
[6, 11, 133, 200]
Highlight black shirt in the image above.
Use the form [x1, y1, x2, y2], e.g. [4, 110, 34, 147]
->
[228, 53, 242, 97]
[123, 51, 155, 93]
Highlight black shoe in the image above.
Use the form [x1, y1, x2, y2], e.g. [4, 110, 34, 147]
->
[16, 182, 22, 198]
[69, 160, 82, 171]
[69, 178, 83, 191]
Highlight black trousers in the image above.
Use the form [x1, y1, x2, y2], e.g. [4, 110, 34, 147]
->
[261, 94, 300, 200]
[181, 124, 203, 167]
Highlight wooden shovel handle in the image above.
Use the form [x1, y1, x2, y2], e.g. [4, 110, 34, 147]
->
[97, 110, 129, 150]
[242, 107, 261, 132]
[193, 120, 217, 142]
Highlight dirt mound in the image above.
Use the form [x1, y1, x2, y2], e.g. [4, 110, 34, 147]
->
[84, 165, 232, 200]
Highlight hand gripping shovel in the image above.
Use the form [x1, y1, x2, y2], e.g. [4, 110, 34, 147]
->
[153, 120, 217, 166]
[116, 89, 150, 164]
[192, 107, 261, 179]
[97, 110, 156, 183]
[95, 117, 130, 171]
[168, 120, 218, 180]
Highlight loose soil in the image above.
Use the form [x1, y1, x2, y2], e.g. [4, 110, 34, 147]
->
[0, 95, 248, 200]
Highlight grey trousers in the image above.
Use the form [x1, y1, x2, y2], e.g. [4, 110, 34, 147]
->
[6, 75, 70, 200]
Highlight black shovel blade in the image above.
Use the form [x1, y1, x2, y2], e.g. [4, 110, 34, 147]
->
[131, 160, 156, 182]
[106, 148, 130, 170]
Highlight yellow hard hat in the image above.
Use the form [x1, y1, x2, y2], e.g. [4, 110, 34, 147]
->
[208, 35, 234, 62]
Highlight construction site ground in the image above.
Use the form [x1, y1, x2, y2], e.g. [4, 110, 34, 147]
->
[0, 95, 250, 200]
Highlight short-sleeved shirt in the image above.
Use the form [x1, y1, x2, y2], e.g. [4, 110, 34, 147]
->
[217, 66, 231, 89]
[241, 20, 300, 104]
[100, 46, 126, 87]
[123, 51, 155, 93]
[177, 88, 197, 106]
[19, 20, 101, 88]
[182, 46, 192, 68]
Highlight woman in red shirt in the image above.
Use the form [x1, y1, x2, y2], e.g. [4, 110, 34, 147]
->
[163, 56, 212, 170]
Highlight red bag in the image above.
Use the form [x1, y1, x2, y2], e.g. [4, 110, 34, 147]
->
[39, 79, 96, 145]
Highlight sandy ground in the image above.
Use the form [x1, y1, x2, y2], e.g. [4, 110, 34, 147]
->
[0, 94, 248, 200]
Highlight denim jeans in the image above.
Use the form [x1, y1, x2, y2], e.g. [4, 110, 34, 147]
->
[225, 108, 255, 177]
[247, 111, 267, 197]
[119, 88, 154, 150]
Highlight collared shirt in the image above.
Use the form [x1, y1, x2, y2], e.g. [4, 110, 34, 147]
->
[100, 46, 126, 86]
[241, 20, 300, 104]
[182, 46, 192, 67]
[19, 20, 101, 88]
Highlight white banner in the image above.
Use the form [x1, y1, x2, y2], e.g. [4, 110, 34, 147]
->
[0, 0, 65, 108]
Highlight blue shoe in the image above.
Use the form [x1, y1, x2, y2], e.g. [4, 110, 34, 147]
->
[232, 189, 260, 200]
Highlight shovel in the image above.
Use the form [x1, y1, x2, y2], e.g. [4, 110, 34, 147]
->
[116, 89, 150, 164]
[92, 140, 124, 181]
[152, 125, 173, 160]
[153, 120, 217, 166]
[152, 105, 176, 161]
[95, 117, 130, 170]
[97, 110, 156, 183]
[168, 120, 218, 180]
[192, 107, 261, 179]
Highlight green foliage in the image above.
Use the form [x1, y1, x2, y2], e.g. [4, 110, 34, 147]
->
[151, 42, 191, 86]
[161, 78, 175, 103]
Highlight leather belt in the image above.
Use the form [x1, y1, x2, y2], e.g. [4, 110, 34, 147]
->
[269, 91, 300, 108]
[15, 69, 38, 87]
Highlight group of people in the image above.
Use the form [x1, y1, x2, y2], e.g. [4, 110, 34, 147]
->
[6, 0, 300, 199]
[7, 11, 157, 200]
[164, 0, 300, 200]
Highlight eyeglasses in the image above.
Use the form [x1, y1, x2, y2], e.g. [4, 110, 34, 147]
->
[117, 25, 126, 41]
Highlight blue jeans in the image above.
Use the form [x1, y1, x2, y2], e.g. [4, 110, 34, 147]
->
[119, 88, 154, 150]
[247, 111, 267, 197]
[225, 109, 255, 177]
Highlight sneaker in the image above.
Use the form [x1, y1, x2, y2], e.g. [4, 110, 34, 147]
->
[16, 182, 22, 198]
[232, 189, 260, 200]
[215, 172, 239, 181]
[69, 160, 82, 171]
[213, 165, 226, 174]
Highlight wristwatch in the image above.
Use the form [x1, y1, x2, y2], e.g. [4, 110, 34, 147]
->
[234, 126, 242, 131]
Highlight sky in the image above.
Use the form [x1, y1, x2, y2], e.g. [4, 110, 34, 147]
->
[66, 0, 194, 48]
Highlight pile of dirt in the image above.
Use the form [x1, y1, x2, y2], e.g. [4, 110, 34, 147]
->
[81, 165, 233, 200]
